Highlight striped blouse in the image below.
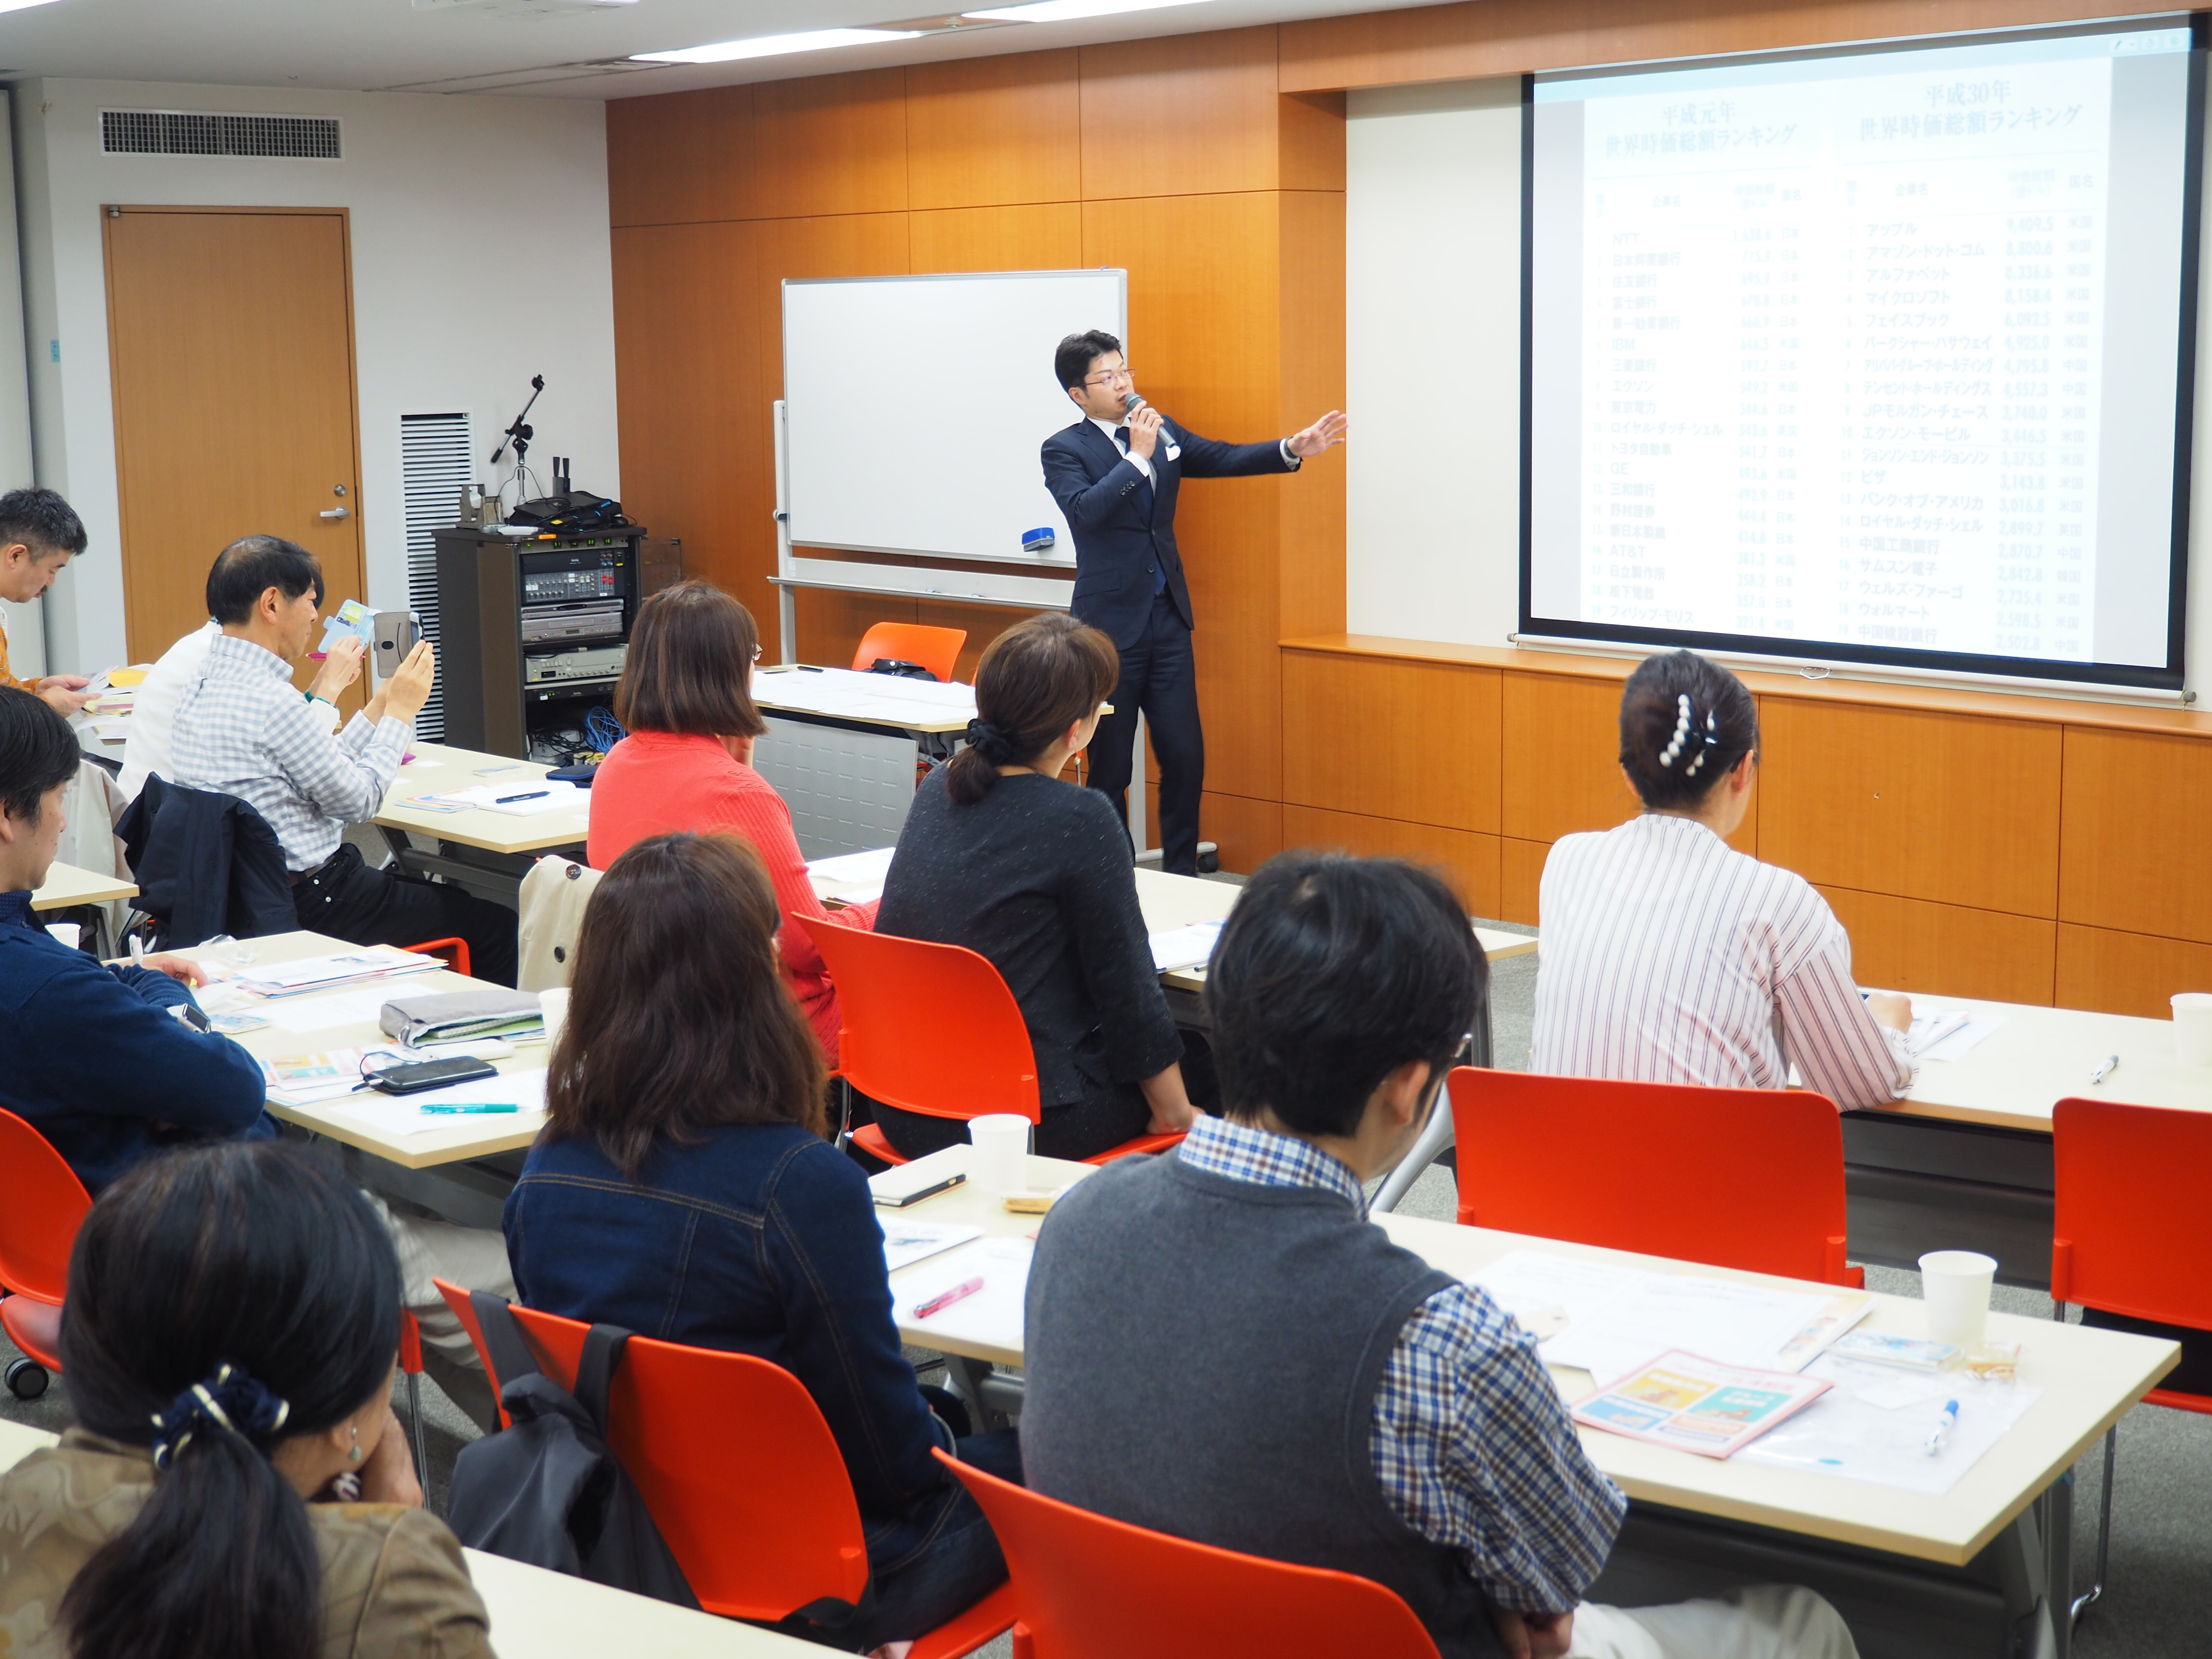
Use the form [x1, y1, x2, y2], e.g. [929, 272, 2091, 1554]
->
[1528, 814, 1911, 1110]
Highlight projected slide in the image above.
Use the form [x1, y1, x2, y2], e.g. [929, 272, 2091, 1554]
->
[1526, 24, 2198, 683]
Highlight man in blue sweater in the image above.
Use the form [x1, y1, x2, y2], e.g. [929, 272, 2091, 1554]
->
[0, 686, 270, 1191]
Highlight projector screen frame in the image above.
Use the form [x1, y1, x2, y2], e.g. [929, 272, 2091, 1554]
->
[1516, 15, 2210, 694]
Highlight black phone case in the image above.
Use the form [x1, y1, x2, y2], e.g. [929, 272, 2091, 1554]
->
[369, 1057, 498, 1095]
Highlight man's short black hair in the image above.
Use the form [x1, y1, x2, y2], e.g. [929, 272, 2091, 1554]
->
[0, 685, 82, 823]
[205, 535, 324, 626]
[1206, 852, 1484, 1140]
[1054, 329, 1124, 393]
[0, 488, 88, 561]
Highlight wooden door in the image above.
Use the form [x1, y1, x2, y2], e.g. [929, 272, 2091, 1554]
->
[104, 206, 365, 694]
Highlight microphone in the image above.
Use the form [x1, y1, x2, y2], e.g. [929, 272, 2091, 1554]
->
[1123, 391, 1178, 460]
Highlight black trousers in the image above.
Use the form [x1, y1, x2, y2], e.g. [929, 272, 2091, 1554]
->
[294, 842, 520, 987]
[1086, 590, 1204, 877]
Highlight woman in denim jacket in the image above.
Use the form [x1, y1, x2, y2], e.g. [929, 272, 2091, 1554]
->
[504, 830, 1020, 1653]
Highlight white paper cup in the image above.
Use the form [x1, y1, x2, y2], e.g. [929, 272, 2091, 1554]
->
[538, 987, 571, 1053]
[42, 923, 80, 951]
[967, 1114, 1031, 1201]
[1920, 1250, 1998, 1352]
[2174, 994, 2212, 1066]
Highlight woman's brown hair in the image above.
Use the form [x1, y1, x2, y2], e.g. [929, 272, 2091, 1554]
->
[944, 613, 1119, 805]
[612, 579, 768, 740]
[548, 831, 827, 1175]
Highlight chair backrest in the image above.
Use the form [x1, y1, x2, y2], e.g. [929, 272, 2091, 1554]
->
[501, 1302, 872, 1620]
[853, 622, 967, 685]
[936, 1451, 1442, 1659]
[0, 1107, 94, 1303]
[1449, 1067, 1858, 1286]
[516, 855, 602, 992]
[114, 775, 296, 948]
[791, 916, 1040, 1123]
[2053, 1097, 2212, 1330]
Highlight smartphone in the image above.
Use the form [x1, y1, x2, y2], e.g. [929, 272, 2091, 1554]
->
[366, 1056, 496, 1095]
[372, 610, 422, 682]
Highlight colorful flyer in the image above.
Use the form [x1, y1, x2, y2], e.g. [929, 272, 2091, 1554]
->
[1572, 1350, 1832, 1459]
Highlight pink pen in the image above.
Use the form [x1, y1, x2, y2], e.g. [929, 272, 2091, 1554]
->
[912, 1277, 984, 1320]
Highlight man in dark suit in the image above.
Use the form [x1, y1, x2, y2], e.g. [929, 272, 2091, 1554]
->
[1041, 330, 1346, 876]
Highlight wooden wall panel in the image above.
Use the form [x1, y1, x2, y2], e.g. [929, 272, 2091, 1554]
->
[1278, 0, 2155, 95]
[1202, 790, 1286, 875]
[606, 87, 754, 228]
[1283, 804, 1502, 914]
[1281, 652, 1500, 830]
[1816, 886, 2056, 1006]
[1078, 27, 1286, 200]
[1277, 186, 1347, 640]
[906, 51, 1081, 210]
[2059, 728, 2212, 945]
[1501, 673, 1640, 844]
[908, 204, 1083, 274]
[750, 70, 910, 220]
[2056, 923, 2212, 1020]
[750, 214, 912, 402]
[609, 222, 762, 610]
[1500, 837, 1546, 925]
[1758, 700, 2060, 918]
[1280, 92, 1349, 192]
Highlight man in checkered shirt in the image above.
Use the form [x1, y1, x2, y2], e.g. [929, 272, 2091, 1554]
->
[1022, 852, 1859, 1659]
[170, 536, 517, 984]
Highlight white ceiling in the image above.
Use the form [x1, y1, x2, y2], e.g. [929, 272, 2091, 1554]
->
[0, 0, 1427, 99]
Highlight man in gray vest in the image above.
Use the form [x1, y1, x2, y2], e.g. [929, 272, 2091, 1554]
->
[1022, 852, 1859, 1659]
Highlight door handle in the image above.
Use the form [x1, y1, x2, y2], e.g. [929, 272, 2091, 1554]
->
[320, 507, 349, 519]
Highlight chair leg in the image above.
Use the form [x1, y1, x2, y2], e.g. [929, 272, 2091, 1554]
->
[2070, 1425, 2116, 1627]
[834, 1078, 854, 1152]
[406, 1370, 431, 1494]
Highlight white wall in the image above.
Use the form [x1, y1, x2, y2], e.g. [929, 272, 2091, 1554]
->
[1347, 75, 2212, 698]
[11, 78, 620, 674]
[0, 89, 44, 680]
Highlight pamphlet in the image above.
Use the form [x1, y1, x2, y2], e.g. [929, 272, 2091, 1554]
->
[1572, 1350, 1831, 1458]
[878, 1217, 984, 1274]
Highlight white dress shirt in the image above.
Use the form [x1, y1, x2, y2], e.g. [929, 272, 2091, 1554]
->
[1529, 813, 1911, 1110]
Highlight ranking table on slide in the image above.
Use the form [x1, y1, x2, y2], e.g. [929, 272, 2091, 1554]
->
[1529, 24, 2194, 675]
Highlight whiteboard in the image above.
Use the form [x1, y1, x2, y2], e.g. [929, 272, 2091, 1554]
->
[781, 270, 1126, 566]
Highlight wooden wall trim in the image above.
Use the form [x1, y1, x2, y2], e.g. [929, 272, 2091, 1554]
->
[1279, 0, 2171, 94]
[1281, 634, 2212, 740]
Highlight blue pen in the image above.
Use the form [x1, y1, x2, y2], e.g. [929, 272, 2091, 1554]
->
[419, 1104, 520, 1115]
[1923, 1398, 1960, 1456]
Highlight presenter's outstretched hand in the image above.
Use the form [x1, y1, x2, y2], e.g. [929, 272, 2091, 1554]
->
[1287, 409, 1350, 458]
[1127, 403, 1165, 460]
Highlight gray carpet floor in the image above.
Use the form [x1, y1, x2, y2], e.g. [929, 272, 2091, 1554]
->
[4, 905, 2203, 1655]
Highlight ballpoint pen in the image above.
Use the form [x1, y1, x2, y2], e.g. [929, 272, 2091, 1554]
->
[2090, 1054, 2119, 1087]
[495, 790, 550, 804]
[1923, 1398, 1960, 1456]
[912, 1277, 985, 1320]
[418, 1103, 521, 1115]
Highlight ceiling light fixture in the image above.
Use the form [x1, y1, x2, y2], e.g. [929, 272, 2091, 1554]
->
[0, 0, 73, 12]
[962, 0, 1212, 21]
[632, 25, 924, 65]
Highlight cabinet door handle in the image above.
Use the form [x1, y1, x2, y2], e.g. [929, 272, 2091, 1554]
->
[319, 507, 349, 519]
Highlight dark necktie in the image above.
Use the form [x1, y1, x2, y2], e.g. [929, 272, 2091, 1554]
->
[1112, 428, 1161, 588]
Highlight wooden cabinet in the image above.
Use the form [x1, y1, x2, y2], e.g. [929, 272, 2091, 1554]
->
[1757, 698, 2060, 919]
[1282, 650, 1500, 830]
[2059, 727, 2212, 946]
[1816, 887, 2056, 1005]
[1282, 804, 1502, 914]
[2056, 923, 2212, 1019]
[1500, 672, 1640, 844]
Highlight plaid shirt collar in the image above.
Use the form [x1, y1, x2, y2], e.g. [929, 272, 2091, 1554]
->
[1178, 1113, 1367, 1218]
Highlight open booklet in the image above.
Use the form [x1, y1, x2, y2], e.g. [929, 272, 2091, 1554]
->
[1573, 1350, 1832, 1458]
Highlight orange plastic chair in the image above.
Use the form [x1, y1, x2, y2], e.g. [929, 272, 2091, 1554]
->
[789, 917, 1182, 1168]
[435, 1283, 1010, 1657]
[854, 622, 967, 685]
[0, 1106, 93, 1400]
[2050, 1096, 2212, 1626]
[406, 936, 472, 978]
[1448, 1067, 1861, 1287]
[935, 1449, 1442, 1659]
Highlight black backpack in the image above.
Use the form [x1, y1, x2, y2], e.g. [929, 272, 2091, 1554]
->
[445, 1292, 698, 1610]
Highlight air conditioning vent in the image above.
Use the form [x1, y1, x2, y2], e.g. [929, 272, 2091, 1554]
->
[101, 110, 341, 160]
[402, 412, 474, 742]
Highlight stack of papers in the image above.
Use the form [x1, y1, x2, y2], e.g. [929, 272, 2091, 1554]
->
[1739, 1353, 2043, 1495]
[891, 1237, 1033, 1346]
[1149, 920, 1226, 974]
[1908, 1009, 2006, 1063]
[755, 666, 978, 724]
[1574, 1351, 1832, 1459]
[407, 780, 583, 818]
[237, 949, 443, 1000]
[807, 846, 897, 904]
[261, 1049, 370, 1106]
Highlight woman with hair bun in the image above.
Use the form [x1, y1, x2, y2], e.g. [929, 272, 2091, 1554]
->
[874, 613, 1202, 1160]
[0, 1140, 492, 1659]
[1529, 649, 1911, 1110]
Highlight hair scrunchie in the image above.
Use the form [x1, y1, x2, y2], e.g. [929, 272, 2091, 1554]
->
[965, 718, 1019, 765]
[150, 1362, 291, 1470]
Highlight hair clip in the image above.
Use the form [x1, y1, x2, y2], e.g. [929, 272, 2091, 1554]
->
[1659, 693, 1692, 768]
[1683, 711, 1719, 776]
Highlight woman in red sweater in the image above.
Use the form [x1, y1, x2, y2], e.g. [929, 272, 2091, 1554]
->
[588, 581, 874, 1059]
